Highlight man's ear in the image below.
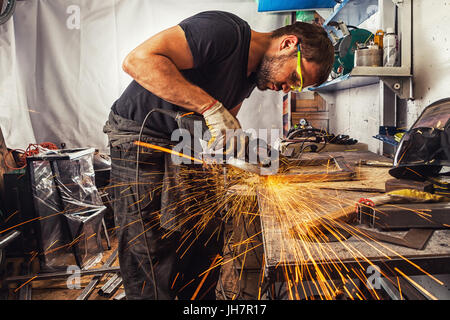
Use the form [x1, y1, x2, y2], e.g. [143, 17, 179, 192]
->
[279, 35, 299, 52]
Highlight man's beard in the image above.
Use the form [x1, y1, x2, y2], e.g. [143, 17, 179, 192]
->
[254, 53, 292, 91]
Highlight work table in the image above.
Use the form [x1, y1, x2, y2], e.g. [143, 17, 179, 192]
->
[227, 151, 450, 299]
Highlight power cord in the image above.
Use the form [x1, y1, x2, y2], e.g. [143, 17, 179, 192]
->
[135, 108, 202, 300]
[136, 109, 159, 300]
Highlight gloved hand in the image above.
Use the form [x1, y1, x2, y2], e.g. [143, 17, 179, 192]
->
[201, 100, 243, 155]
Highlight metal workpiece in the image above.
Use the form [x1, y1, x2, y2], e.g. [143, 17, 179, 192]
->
[355, 199, 449, 250]
[360, 202, 450, 230]
[76, 249, 119, 300]
[113, 291, 126, 300]
[0, 231, 21, 250]
[225, 157, 278, 176]
[5, 266, 121, 283]
[268, 156, 356, 183]
[0, 231, 21, 265]
[222, 155, 356, 179]
[355, 227, 435, 250]
[98, 273, 123, 297]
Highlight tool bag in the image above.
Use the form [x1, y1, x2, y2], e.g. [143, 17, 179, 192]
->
[389, 98, 450, 185]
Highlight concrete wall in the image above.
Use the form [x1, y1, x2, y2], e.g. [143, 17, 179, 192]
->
[327, 84, 383, 154]
[406, 0, 450, 125]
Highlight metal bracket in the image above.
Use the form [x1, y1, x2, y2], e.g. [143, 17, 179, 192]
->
[380, 77, 414, 100]
[380, 0, 414, 100]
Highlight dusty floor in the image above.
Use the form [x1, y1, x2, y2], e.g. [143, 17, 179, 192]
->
[4, 233, 123, 300]
[4, 222, 261, 300]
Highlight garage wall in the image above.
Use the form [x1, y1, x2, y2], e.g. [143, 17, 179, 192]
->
[327, 83, 383, 154]
[0, 0, 287, 152]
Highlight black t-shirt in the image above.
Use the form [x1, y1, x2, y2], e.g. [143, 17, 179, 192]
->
[111, 11, 257, 136]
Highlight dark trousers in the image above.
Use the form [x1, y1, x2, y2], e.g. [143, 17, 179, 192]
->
[109, 141, 223, 300]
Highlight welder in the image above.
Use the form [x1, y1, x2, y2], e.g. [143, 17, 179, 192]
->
[103, 10, 334, 300]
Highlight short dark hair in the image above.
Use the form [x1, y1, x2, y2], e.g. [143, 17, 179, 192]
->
[271, 22, 334, 86]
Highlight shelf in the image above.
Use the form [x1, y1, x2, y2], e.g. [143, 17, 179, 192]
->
[309, 66, 411, 93]
[256, 0, 414, 99]
[257, 0, 337, 12]
[350, 66, 411, 77]
[324, 0, 378, 28]
[309, 73, 380, 92]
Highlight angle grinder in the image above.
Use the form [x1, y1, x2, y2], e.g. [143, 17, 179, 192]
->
[148, 108, 278, 175]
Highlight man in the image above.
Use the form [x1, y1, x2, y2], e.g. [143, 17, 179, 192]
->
[104, 10, 333, 300]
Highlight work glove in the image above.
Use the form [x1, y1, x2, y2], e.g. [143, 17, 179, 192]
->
[202, 100, 245, 158]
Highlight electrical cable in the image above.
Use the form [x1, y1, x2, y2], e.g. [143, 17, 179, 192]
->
[285, 128, 329, 158]
[0, 0, 16, 25]
[4, 142, 58, 170]
[136, 108, 281, 300]
[134, 108, 203, 300]
[136, 109, 159, 300]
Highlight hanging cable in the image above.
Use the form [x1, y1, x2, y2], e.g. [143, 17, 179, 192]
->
[135, 109, 159, 300]
[4, 142, 58, 170]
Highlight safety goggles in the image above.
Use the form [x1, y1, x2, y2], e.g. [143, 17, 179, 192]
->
[290, 44, 304, 93]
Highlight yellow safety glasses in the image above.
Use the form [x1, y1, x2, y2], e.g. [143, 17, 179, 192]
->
[290, 44, 304, 93]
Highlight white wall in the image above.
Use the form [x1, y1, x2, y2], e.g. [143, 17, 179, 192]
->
[327, 84, 383, 154]
[0, 7, 36, 147]
[0, 0, 287, 152]
[406, 0, 450, 125]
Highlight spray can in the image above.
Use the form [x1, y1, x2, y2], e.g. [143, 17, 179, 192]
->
[383, 28, 398, 67]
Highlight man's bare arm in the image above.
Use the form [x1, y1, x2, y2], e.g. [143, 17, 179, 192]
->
[122, 25, 215, 113]
[229, 103, 243, 117]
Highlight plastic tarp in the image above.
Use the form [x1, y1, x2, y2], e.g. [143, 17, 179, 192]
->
[0, 0, 287, 153]
[27, 147, 105, 270]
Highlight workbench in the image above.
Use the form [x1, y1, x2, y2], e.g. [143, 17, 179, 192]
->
[227, 151, 450, 300]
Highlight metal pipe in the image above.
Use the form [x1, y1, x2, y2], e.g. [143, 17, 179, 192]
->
[76, 249, 118, 300]
[5, 266, 120, 282]
[0, 230, 21, 249]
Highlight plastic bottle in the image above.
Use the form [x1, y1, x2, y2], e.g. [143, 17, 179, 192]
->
[374, 30, 384, 49]
[383, 28, 398, 67]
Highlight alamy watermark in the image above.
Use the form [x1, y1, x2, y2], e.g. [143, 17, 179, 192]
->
[66, 265, 81, 289]
[66, 5, 81, 30]
[366, 265, 382, 290]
